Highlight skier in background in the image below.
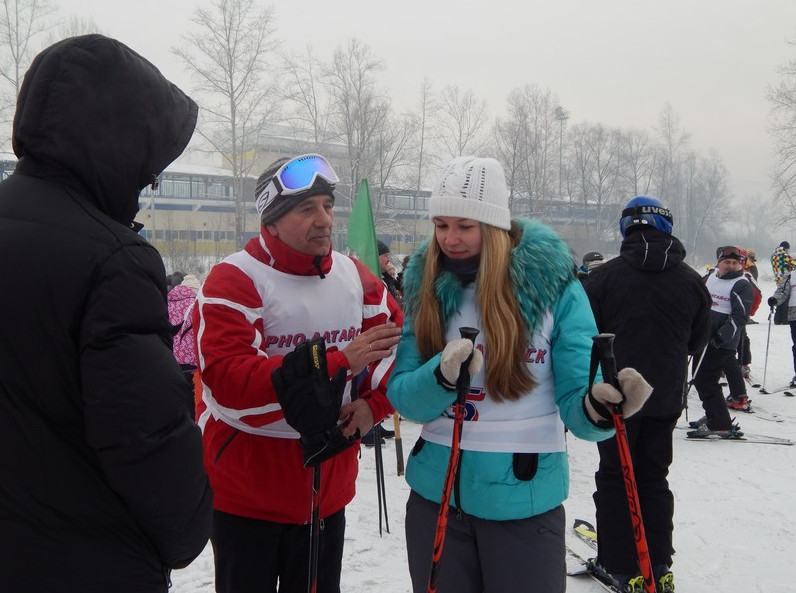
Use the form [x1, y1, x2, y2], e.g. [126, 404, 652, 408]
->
[583, 195, 712, 593]
[770, 241, 795, 286]
[576, 250, 604, 281]
[692, 246, 754, 427]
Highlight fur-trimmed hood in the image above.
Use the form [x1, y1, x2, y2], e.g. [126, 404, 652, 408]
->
[402, 218, 576, 335]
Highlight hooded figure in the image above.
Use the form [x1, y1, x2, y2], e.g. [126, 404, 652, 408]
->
[0, 35, 212, 592]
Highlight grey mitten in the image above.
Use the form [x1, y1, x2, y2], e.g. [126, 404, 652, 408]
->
[434, 338, 484, 390]
[586, 367, 653, 424]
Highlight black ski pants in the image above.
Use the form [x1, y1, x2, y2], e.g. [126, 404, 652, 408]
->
[594, 415, 678, 577]
[789, 321, 796, 375]
[693, 345, 736, 430]
[211, 508, 345, 593]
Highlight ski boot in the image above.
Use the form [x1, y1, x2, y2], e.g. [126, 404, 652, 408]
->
[654, 564, 675, 592]
[726, 394, 751, 412]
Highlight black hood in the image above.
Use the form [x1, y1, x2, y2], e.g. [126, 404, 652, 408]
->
[620, 228, 686, 272]
[12, 34, 197, 226]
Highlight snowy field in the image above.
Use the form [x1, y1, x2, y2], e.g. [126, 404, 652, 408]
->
[171, 274, 796, 593]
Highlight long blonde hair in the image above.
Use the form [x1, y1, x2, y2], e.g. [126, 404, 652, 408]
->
[413, 222, 537, 402]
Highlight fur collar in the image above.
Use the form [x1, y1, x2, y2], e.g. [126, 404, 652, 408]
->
[403, 218, 576, 334]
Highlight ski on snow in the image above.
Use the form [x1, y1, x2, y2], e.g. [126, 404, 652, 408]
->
[681, 427, 793, 445]
[567, 519, 627, 593]
[758, 384, 793, 395]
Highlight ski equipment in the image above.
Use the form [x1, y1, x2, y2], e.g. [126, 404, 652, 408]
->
[591, 334, 656, 593]
[619, 196, 673, 238]
[760, 306, 774, 392]
[393, 412, 405, 476]
[428, 327, 479, 593]
[372, 423, 390, 537]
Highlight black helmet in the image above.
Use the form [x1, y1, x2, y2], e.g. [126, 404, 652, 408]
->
[582, 251, 604, 265]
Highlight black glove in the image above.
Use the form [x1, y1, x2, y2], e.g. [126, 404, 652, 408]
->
[271, 338, 354, 467]
[768, 296, 778, 307]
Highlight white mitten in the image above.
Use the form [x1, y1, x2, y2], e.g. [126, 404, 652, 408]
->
[437, 338, 484, 388]
[586, 367, 653, 424]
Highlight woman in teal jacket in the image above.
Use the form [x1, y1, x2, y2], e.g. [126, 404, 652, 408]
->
[387, 156, 652, 593]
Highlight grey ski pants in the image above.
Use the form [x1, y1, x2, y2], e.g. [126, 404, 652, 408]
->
[404, 490, 566, 593]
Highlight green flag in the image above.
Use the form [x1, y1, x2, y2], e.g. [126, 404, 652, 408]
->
[347, 178, 380, 276]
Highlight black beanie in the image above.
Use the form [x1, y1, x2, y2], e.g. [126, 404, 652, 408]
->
[255, 157, 335, 225]
[781, 241, 790, 250]
[378, 240, 390, 256]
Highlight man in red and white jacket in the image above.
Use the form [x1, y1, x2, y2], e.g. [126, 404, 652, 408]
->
[193, 154, 402, 593]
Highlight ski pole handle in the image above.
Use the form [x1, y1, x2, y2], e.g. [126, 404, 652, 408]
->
[456, 327, 480, 405]
[592, 333, 622, 416]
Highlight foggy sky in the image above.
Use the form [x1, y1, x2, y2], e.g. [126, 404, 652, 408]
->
[55, 0, 796, 203]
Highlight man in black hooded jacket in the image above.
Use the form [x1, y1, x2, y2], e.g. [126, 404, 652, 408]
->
[583, 196, 712, 592]
[0, 35, 212, 592]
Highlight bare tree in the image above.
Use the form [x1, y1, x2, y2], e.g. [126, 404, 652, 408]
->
[569, 122, 623, 239]
[620, 128, 657, 198]
[325, 38, 388, 202]
[406, 78, 437, 244]
[654, 102, 691, 224]
[370, 111, 413, 219]
[172, 0, 280, 248]
[436, 85, 489, 159]
[280, 45, 335, 147]
[0, 0, 52, 147]
[45, 14, 102, 42]
[767, 41, 796, 221]
[683, 149, 728, 255]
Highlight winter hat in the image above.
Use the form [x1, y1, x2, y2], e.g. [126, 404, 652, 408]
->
[378, 240, 390, 256]
[780, 241, 790, 250]
[255, 157, 335, 225]
[180, 274, 201, 291]
[428, 156, 511, 230]
[582, 251, 604, 265]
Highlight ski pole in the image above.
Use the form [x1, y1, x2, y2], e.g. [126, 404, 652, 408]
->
[393, 412, 405, 476]
[592, 333, 656, 593]
[308, 463, 321, 593]
[373, 423, 390, 536]
[428, 326, 479, 593]
[682, 343, 709, 422]
[760, 306, 774, 392]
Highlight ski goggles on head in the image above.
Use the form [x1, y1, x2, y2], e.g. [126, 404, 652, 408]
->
[255, 154, 339, 216]
[716, 245, 747, 263]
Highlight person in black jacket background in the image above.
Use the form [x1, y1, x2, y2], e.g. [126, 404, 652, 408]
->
[583, 196, 712, 592]
[0, 35, 212, 593]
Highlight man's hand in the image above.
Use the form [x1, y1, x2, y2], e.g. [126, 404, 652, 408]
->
[342, 322, 402, 375]
[339, 399, 375, 440]
[271, 338, 354, 467]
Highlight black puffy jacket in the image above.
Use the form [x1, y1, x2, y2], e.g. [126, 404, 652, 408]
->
[0, 35, 212, 592]
[583, 229, 712, 418]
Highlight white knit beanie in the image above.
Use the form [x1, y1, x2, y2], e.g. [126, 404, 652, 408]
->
[428, 156, 511, 230]
[180, 274, 201, 291]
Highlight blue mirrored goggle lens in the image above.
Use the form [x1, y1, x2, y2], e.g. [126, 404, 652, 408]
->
[278, 155, 338, 191]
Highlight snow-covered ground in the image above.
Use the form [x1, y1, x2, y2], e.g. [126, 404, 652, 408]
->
[171, 274, 796, 593]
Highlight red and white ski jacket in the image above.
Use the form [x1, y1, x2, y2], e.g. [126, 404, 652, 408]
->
[194, 229, 402, 523]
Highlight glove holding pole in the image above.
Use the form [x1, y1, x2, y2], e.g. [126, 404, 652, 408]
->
[585, 365, 652, 427]
[591, 333, 657, 593]
[271, 337, 356, 468]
